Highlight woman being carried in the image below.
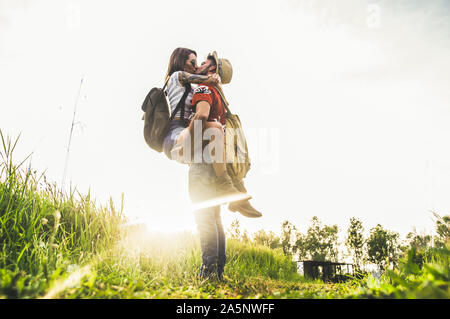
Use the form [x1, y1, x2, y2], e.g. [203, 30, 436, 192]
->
[162, 47, 251, 206]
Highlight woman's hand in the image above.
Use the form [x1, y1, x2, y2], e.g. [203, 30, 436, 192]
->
[206, 73, 221, 85]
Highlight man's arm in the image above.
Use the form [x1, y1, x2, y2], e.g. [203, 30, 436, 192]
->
[178, 72, 220, 85]
[187, 101, 210, 135]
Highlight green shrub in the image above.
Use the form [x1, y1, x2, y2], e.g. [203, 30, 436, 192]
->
[0, 131, 124, 297]
[350, 245, 450, 298]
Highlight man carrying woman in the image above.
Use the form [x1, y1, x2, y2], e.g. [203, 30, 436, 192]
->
[161, 47, 261, 279]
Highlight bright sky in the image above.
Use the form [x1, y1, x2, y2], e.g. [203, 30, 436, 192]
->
[1, 0, 450, 240]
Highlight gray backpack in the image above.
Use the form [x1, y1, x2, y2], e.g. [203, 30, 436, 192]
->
[141, 80, 190, 152]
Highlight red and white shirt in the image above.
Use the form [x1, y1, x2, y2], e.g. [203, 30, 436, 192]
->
[191, 84, 226, 126]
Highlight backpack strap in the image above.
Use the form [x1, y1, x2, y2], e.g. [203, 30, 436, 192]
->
[162, 77, 170, 92]
[215, 85, 232, 115]
[169, 83, 191, 122]
[179, 83, 191, 124]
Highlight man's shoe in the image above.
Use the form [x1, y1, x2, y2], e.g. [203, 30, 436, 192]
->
[228, 200, 262, 218]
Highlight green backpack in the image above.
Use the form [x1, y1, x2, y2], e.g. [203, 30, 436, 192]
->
[141, 80, 190, 152]
[216, 88, 251, 182]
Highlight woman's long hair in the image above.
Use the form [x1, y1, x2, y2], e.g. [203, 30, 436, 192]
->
[165, 47, 197, 82]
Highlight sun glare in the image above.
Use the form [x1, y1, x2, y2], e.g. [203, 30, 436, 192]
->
[122, 215, 197, 235]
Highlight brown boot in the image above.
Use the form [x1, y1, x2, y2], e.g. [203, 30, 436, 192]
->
[228, 200, 262, 218]
[215, 172, 251, 204]
[232, 179, 248, 193]
[228, 179, 262, 218]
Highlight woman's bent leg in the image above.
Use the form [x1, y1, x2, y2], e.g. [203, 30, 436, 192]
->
[203, 121, 226, 178]
[171, 128, 192, 163]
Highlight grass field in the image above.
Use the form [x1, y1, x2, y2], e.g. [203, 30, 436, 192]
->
[1, 131, 449, 299]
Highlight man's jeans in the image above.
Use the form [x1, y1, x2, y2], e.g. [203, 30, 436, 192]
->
[189, 162, 226, 278]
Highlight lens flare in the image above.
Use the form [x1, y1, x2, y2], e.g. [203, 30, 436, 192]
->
[191, 193, 251, 211]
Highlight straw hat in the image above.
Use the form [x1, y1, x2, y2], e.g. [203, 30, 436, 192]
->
[209, 51, 233, 84]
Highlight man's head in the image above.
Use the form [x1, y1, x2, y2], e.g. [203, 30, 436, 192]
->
[195, 55, 217, 76]
[196, 51, 233, 84]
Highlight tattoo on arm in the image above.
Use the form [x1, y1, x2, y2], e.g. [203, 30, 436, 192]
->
[179, 71, 210, 85]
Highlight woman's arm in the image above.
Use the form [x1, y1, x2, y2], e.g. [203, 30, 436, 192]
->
[178, 71, 220, 85]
